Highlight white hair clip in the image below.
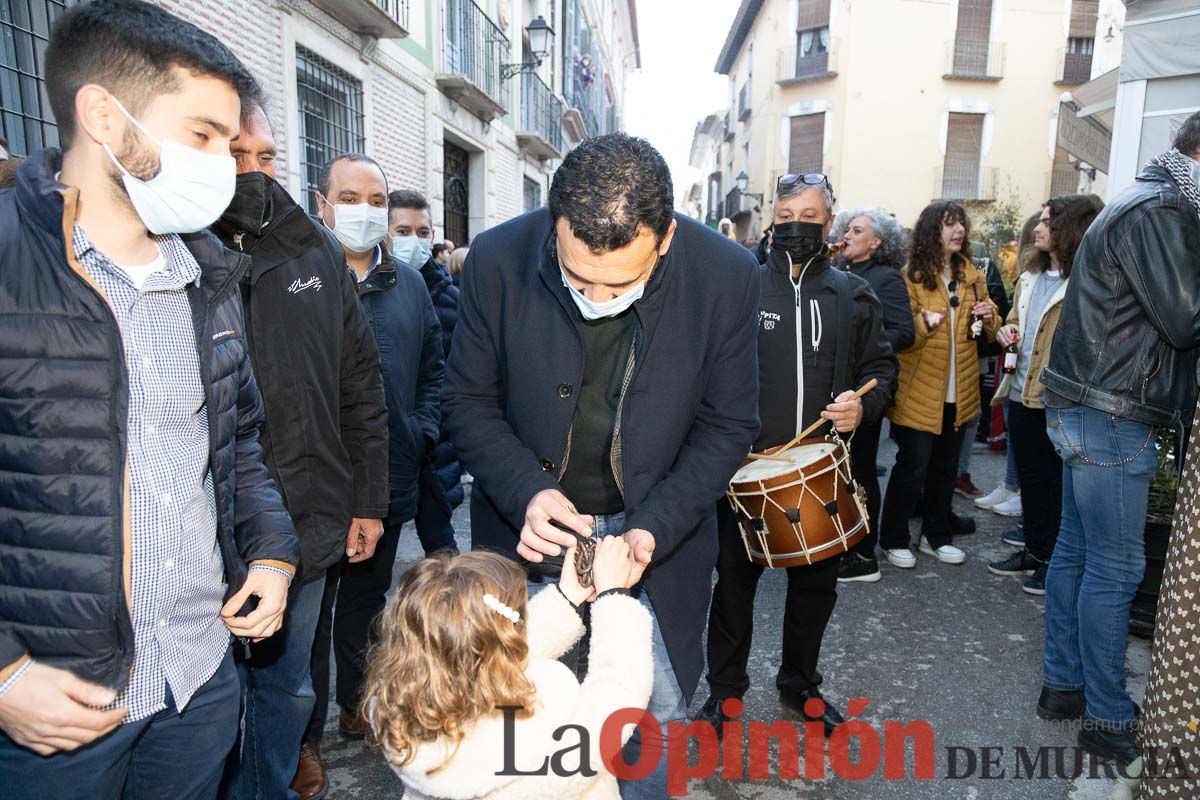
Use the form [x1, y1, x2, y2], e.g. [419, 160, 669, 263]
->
[483, 593, 520, 624]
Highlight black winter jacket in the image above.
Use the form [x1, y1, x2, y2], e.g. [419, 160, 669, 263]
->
[357, 255, 444, 523]
[443, 210, 761, 703]
[847, 256, 915, 356]
[213, 179, 389, 584]
[1044, 163, 1200, 428]
[756, 251, 898, 449]
[0, 150, 299, 690]
[417, 257, 465, 506]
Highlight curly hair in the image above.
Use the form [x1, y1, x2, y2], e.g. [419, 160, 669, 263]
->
[830, 206, 908, 267]
[361, 551, 537, 771]
[1020, 194, 1104, 279]
[906, 200, 973, 291]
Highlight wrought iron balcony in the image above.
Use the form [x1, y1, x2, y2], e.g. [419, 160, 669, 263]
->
[777, 39, 839, 85]
[724, 110, 735, 141]
[437, 0, 511, 122]
[738, 81, 752, 121]
[310, 0, 409, 38]
[517, 71, 563, 160]
[936, 165, 998, 202]
[944, 40, 1005, 81]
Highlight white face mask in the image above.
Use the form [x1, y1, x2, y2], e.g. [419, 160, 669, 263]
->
[391, 235, 432, 269]
[561, 271, 645, 320]
[102, 96, 236, 235]
[325, 201, 389, 253]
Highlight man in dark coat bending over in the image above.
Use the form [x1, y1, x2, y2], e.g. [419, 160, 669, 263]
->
[442, 133, 761, 798]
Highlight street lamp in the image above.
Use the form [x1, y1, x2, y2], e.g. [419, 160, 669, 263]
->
[501, 16, 556, 80]
[736, 171, 764, 204]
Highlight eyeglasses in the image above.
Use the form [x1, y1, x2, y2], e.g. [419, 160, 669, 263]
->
[948, 280, 961, 308]
[777, 173, 831, 192]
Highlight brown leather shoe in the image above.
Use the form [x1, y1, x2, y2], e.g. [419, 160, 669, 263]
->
[338, 709, 370, 740]
[290, 740, 328, 800]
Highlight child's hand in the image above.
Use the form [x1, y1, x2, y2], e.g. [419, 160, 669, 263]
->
[592, 536, 633, 595]
[558, 543, 593, 606]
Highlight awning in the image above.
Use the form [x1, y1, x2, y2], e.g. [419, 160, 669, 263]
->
[1073, 68, 1118, 129]
[1120, 2, 1200, 82]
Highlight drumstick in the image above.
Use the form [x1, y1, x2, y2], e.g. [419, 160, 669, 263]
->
[766, 379, 880, 455]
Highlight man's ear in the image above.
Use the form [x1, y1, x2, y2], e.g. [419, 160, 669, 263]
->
[657, 218, 679, 256]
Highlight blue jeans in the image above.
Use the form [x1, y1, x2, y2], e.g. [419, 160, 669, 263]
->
[1003, 400, 1020, 489]
[1044, 404, 1156, 730]
[529, 511, 686, 799]
[0, 647, 239, 800]
[226, 576, 326, 800]
[414, 459, 459, 555]
[957, 415, 980, 476]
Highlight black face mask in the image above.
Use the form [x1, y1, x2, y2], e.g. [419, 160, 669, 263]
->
[770, 220, 827, 263]
[219, 171, 273, 235]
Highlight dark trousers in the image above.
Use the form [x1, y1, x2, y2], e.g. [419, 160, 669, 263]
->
[880, 403, 965, 550]
[705, 501, 839, 700]
[849, 419, 883, 558]
[306, 513, 405, 741]
[414, 460, 459, 555]
[0, 648, 238, 800]
[1007, 402, 1062, 562]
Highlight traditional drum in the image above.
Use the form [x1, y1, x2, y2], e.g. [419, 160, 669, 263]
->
[726, 436, 868, 568]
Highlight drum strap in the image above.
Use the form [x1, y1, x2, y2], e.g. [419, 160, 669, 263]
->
[830, 268, 856, 398]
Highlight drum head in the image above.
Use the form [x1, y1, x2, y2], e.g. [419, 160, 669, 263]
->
[732, 441, 838, 482]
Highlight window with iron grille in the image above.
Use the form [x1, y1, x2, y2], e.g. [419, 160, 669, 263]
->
[788, 113, 824, 175]
[444, 141, 470, 246]
[952, 0, 993, 77]
[523, 176, 541, 213]
[942, 112, 984, 199]
[296, 46, 365, 214]
[1, 0, 77, 157]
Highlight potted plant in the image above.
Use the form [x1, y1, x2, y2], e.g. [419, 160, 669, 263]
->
[1129, 428, 1182, 639]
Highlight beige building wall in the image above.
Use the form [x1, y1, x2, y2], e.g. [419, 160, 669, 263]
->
[710, 0, 1123, 241]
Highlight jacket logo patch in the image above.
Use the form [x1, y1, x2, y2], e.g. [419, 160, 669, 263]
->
[213, 329, 237, 342]
[760, 310, 781, 331]
[288, 276, 323, 294]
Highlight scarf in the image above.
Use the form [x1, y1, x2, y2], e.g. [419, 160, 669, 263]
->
[1150, 148, 1200, 216]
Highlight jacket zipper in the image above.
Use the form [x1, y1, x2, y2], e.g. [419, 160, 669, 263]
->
[608, 334, 639, 499]
[791, 254, 816, 437]
[1142, 341, 1167, 405]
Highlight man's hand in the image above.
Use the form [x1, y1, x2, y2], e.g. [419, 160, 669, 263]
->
[346, 517, 385, 563]
[997, 324, 1018, 348]
[823, 391, 864, 433]
[221, 569, 290, 642]
[623, 528, 655, 587]
[0, 663, 126, 755]
[517, 489, 594, 563]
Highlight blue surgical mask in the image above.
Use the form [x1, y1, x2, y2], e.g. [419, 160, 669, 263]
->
[561, 272, 645, 320]
[391, 235, 432, 269]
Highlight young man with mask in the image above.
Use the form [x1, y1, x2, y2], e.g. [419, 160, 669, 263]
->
[296, 155, 443, 797]
[387, 189, 463, 557]
[210, 104, 389, 800]
[0, 2, 299, 796]
[696, 175, 897, 739]
[443, 134, 760, 798]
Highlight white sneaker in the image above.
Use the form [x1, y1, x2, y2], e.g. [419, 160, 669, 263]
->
[992, 494, 1023, 518]
[975, 484, 1015, 509]
[884, 548, 917, 569]
[917, 536, 965, 565]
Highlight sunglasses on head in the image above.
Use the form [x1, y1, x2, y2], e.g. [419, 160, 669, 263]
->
[777, 173, 831, 191]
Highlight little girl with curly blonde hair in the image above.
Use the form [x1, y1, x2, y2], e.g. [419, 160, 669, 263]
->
[363, 537, 653, 799]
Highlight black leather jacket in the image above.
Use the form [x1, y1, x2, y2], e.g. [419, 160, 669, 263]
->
[1043, 164, 1200, 429]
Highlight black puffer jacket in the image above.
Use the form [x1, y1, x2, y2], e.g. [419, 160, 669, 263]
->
[417, 257, 465, 508]
[357, 256, 444, 523]
[0, 150, 299, 690]
[213, 179, 389, 584]
[1044, 163, 1200, 428]
[755, 250, 898, 450]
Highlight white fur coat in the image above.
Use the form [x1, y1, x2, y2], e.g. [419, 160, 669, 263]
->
[384, 587, 654, 800]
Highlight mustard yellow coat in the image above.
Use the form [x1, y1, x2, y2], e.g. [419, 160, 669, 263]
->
[888, 259, 1001, 435]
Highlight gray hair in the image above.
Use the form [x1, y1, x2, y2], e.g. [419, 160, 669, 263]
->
[775, 179, 836, 221]
[830, 206, 907, 266]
